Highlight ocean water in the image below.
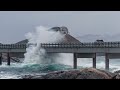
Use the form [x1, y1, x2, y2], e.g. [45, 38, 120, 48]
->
[0, 56, 120, 79]
[0, 62, 73, 79]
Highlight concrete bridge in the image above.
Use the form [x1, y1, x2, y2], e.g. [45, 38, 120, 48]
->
[1, 42, 120, 71]
[1, 26, 120, 71]
[41, 42, 120, 71]
[0, 44, 26, 65]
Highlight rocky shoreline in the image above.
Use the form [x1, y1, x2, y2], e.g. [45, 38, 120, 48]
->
[20, 68, 120, 79]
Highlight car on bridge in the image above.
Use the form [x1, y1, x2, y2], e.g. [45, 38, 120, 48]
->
[95, 40, 104, 43]
[94, 40, 104, 46]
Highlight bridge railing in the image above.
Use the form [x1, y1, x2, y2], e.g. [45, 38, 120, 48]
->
[0, 44, 27, 49]
[41, 42, 120, 48]
[1, 42, 120, 49]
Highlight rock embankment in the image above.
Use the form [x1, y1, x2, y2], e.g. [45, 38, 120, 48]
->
[21, 68, 120, 79]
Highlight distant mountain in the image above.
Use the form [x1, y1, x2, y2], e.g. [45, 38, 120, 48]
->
[50, 26, 81, 43]
[15, 34, 81, 44]
[76, 34, 120, 42]
[15, 33, 120, 44]
[58, 34, 81, 44]
[15, 39, 28, 44]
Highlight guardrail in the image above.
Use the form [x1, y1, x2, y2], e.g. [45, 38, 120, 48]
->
[41, 42, 120, 48]
[1, 42, 120, 49]
[0, 44, 27, 49]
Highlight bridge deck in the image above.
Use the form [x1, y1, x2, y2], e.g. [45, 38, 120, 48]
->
[0, 42, 120, 70]
[40, 43, 120, 53]
[41, 42, 120, 70]
[41, 42, 120, 48]
[0, 44, 26, 53]
[0, 44, 26, 49]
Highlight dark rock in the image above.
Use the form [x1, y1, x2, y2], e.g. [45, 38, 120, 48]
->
[21, 74, 43, 79]
[21, 68, 120, 79]
[113, 70, 120, 79]
[40, 68, 114, 79]
[114, 70, 120, 74]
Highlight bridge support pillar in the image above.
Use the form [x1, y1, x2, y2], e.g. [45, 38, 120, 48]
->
[7, 53, 10, 66]
[105, 53, 109, 71]
[93, 54, 96, 68]
[0, 53, 2, 65]
[73, 53, 77, 69]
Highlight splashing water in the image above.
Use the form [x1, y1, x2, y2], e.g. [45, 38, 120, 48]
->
[24, 26, 65, 64]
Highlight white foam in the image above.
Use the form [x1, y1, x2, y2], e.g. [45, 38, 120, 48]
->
[24, 26, 65, 64]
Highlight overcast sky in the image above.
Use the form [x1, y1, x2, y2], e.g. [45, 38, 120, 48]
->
[0, 11, 120, 44]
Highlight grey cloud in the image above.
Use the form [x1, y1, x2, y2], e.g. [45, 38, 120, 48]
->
[0, 11, 120, 43]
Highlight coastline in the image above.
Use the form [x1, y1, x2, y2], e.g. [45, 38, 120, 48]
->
[20, 68, 120, 79]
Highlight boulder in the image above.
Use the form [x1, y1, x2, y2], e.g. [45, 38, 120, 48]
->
[40, 68, 116, 79]
[21, 68, 120, 79]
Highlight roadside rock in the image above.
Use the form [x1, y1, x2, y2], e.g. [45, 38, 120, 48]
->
[40, 68, 116, 79]
[114, 70, 120, 74]
[21, 68, 120, 79]
[21, 74, 42, 79]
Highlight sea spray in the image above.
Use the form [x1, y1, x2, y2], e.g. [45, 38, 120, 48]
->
[24, 26, 65, 64]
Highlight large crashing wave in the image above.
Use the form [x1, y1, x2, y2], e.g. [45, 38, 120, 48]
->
[24, 26, 67, 64]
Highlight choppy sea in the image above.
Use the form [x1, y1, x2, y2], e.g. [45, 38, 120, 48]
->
[0, 56, 120, 79]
